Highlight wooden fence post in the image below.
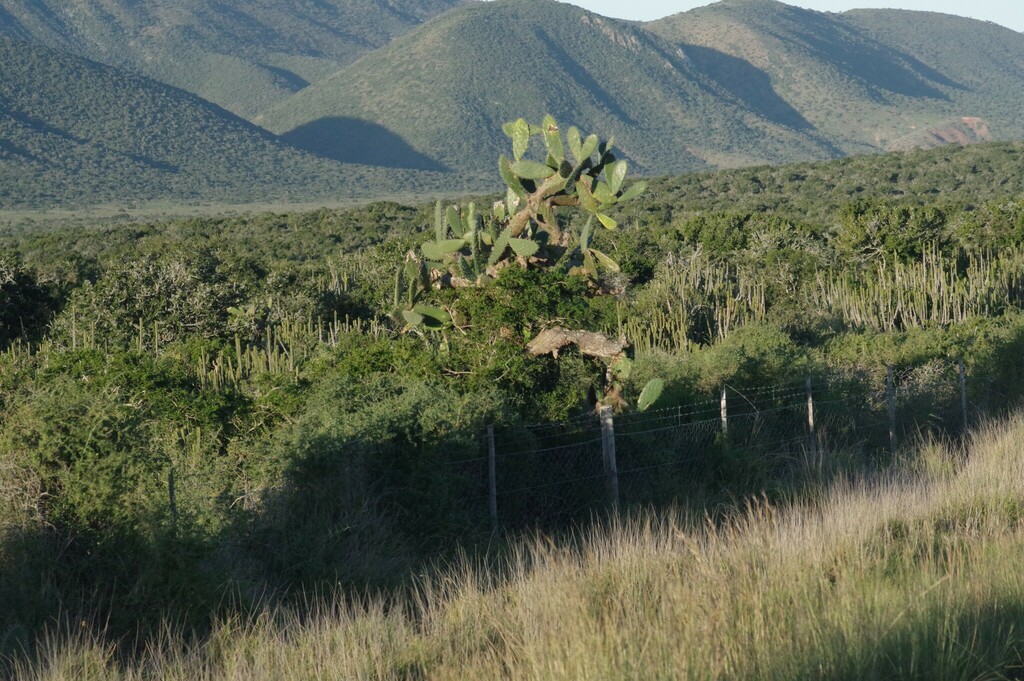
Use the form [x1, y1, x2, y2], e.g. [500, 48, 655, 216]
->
[806, 376, 817, 457]
[600, 406, 619, 511]
[959, 357, 968, 431]
[720, 386, 729, 438]
[887, 366, 897, 454]
[487, 425, 498, 531]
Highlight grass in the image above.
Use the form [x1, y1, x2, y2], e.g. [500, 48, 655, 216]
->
[7, 415, 1024, 680]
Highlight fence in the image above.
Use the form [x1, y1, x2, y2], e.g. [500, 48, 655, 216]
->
[435, 358, 993, 532]
[164, 357, 1011, 537]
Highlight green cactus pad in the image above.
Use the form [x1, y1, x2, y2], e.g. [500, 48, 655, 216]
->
[412, 303, 452, 330]
[402, 309, 424, 327]
[593, 182, 616, 205]
[583, 250, 598, 279]
[508, 238, 540, 258]
[618, 181, 647, 203]
[446, 205, 462, 237]
[575, 180, 600, 212]
[580, 216, 594, 251]
[499, 156, 527, 198]
[637, 378, 665, 412]
[606, 160, 628, 194]
[597, 213, 618, 231]
[567, 126, 583, 163]
[434, 200, 445, 241]
[589, 247, 621, 272]
[504, 118, 531, 161]
[422, 239, 467, 260]
[542, 115, 564, 163]
[512, 160, 556, 180]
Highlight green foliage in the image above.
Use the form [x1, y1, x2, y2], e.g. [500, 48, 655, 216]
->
[7, 138, 1024, 651]
[0, 255, 58, 347]
[835, 202, 947, 260]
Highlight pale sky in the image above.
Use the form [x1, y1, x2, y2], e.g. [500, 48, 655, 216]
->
[553, 1, 1024, 32]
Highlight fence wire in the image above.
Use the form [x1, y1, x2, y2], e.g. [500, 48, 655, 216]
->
[165, 360, 1000, 533]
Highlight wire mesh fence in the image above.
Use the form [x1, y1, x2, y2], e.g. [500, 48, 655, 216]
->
[164, 358, 1006, 535]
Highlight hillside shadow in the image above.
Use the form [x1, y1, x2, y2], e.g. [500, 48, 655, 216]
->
[281, 117, 449, 171]
[680, 44, 813, 130]
[257, 63, 310, 92]
[534, 29, 637, 126]
[783, 10, 966, 100]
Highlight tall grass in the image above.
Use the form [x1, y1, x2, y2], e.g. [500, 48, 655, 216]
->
[9, 419, 1024, 680]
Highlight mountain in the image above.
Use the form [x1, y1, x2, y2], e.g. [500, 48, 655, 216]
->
[0, 0, 468, 119]
[4, 0, 1024, 209]
[261, 0, 840, 178]
[262, 0, 1024, 179]
[646, 0, 1024, 155]
[0, 36, 455, 209]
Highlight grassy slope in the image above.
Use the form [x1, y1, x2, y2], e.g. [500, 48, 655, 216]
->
[0, 0, 468, 119]
[262, 0, 838, 177]
[0, 37, 464, 209]
[647, 0, 1024, 154]
[13, 417, 1024, 679]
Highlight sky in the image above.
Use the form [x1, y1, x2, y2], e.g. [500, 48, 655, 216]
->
[552, 1, 1024, 32]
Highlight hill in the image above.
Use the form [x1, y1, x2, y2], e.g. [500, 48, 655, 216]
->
[0, 0, 467, 119]
[0, 37, 457, 209]
[647, 0, 1024, 156]
[261, 0, 840, 177]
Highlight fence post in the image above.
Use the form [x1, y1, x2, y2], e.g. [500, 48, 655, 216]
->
[487, 425, 498, 531]
[168, 468, 177, 527]
[959, 357, 968, 431]
[720, 386, 729, 437]
[887, 366, 897, 453]
[806, 376, 817, 457]
[600, 406, 619, 511]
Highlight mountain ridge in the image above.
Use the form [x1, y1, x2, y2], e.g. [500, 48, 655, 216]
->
[3, 0, 1024, 208]
[261, 0, 841, 177]
[0, 0, 470, 118]
[0, 35, 459, 209]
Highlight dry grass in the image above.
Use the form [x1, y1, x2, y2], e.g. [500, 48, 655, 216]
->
[10, 419, 1024, 680]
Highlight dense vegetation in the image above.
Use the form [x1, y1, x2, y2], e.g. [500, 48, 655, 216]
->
[3, 140, 1024, 672]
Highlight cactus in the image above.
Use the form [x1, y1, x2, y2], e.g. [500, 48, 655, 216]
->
[417, 115, 646, 290]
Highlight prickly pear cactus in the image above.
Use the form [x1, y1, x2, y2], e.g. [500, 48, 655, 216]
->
[416, 114, 647, 289]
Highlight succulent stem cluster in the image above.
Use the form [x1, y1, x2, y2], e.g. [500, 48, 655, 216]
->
[403, 115, 647, 303]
